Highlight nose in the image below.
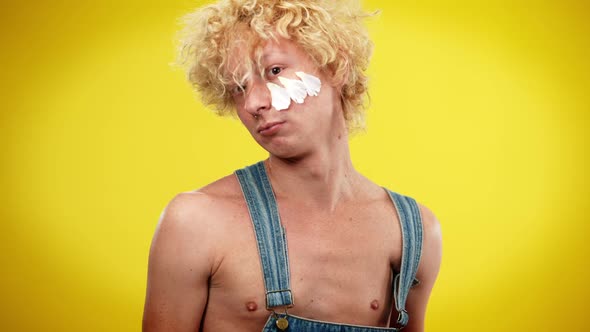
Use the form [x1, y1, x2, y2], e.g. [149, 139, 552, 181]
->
[243, 78, 271, 117]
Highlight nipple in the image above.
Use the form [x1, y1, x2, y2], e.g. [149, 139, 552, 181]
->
[245, 301, 258, 312]
[370, 300, 379, 310]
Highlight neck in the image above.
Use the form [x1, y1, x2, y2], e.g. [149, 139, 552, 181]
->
[265, 130, 363, 212]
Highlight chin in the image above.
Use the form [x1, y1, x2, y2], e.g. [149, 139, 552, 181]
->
[266, 147, 300, 160]
[253, 131, 313, 160]
[260, 140, 305, 160]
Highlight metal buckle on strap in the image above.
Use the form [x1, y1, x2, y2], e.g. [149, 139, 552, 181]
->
[396, 309, 408, 331]
[265, 289, 294, 310]
[394, 309, 408, 330]
[271, 307, 290, 331]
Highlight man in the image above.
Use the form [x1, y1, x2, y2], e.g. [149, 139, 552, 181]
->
[143, 0, 442, 331]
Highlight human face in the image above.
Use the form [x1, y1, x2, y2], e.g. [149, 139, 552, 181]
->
[231, 37, 343, 159]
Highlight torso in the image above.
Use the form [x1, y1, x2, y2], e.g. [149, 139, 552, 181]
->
[194, 174, 403, 331]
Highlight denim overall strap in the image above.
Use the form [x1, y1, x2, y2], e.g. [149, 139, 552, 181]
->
[386, 190, 423, 328]
[235, 161, 294, 309]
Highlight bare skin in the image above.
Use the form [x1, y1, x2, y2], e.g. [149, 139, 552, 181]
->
[143, 37, 442, 332]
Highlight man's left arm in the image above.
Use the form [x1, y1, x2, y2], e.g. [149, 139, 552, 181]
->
[391, 204, 443, 332]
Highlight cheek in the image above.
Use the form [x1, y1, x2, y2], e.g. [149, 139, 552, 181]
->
[236, 108, 258, 133]
[236, 109, 246, 124]
[234, 105, 248, 123]
[270, 72, 323, 111]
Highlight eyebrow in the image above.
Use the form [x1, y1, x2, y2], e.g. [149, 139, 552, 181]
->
[261, 51, 290, 68]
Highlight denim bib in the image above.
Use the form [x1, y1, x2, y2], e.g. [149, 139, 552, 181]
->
[235, 161, 423, 331]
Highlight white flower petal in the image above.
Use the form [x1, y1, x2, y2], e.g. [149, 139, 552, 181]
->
[278, 76, 308, 104]
[266, 82, 291, 111]
[295, 71, 321, 96]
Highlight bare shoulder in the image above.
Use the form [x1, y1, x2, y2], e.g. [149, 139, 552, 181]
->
[143, 173, 244, 331]
[150, 173, 245, 272]
[415, 202, 442, 280]
[398, 202, 442, 332]
[169, 173, 243, 208]
[417, 203, 442, 246]
[158, 174, 243, 231]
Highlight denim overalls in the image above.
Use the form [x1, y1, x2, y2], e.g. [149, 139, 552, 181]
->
[235, 162, 423, 331]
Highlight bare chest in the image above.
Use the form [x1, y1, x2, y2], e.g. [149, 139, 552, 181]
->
[202, 198, 402, 330]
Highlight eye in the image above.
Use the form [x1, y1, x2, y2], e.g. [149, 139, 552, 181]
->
[230, 84, 246, 96]
[269, 66, 282, 76]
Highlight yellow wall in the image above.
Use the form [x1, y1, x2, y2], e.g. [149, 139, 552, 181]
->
[1, 1, 588, 330]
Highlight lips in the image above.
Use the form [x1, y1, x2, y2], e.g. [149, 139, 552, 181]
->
[257, 121, 285, 136]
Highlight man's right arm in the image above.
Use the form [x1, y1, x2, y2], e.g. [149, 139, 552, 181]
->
[142, 192, 214, 331]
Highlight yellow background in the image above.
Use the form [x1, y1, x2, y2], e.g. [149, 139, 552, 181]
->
[1, 0, 588, 331]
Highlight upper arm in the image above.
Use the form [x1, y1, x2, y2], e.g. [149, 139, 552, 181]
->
[142, 193, 216, 332]
[394, 203, 442, 332]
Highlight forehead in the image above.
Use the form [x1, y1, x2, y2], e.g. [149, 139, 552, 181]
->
[225, 35, 315, 78]
[261, 37, 308, 62]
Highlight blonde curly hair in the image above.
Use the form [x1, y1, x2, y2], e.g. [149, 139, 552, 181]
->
[177, 0, 374, 131]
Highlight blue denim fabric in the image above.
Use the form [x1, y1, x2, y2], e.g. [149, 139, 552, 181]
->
[262, 314, 403, 332]
[235, 161, 423, 332]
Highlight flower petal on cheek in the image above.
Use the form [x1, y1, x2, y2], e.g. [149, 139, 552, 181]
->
[295, 71, 322, 96]
[278, 76, 308, 104]
[266, 82, 291, 111]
